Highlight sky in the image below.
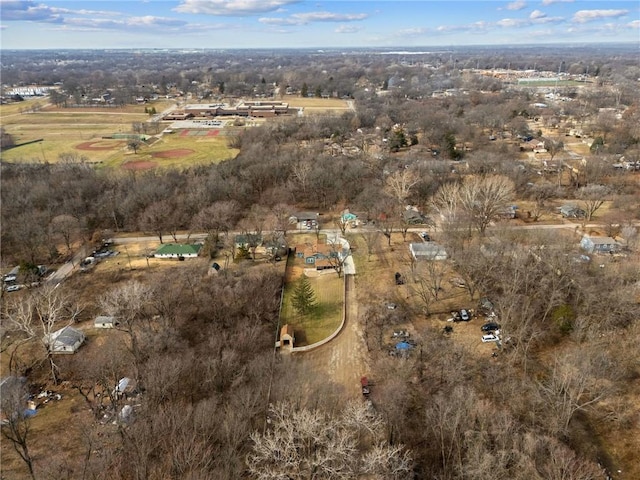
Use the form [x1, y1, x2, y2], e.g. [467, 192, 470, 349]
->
[1, 0, 638, 49]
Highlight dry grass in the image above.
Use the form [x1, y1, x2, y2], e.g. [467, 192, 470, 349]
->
[286, 97, 351, 114]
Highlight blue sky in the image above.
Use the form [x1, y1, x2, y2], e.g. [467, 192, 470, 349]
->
[1, 0, 638, 49]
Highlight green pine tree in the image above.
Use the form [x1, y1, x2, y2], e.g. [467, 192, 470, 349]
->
[291, 276, 317, 315]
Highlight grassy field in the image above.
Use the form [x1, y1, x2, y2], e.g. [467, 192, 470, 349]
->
[280, 247, 344, 346]
[286, 96, 351, 114]
[1, 99, 239, 168]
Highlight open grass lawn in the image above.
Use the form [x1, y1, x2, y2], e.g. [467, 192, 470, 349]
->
[281, 246, 344, 346]
[109, 134, 238, 169]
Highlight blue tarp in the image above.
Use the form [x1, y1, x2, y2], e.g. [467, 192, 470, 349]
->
[23, 409, 37, 418]
[395, 341, 412, 350]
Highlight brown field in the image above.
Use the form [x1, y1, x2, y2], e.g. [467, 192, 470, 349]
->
[286, 96, 352, 114]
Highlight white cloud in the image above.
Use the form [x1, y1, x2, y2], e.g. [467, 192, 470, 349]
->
[572, 9, 629, 24]
[628, 20, 640, 29]
[542, 0, 573, 5]
[497, 18, 526, 28]
[259, 11, 367, 26]
[174, 0, 299, 16]
[529, 10, 546, 20]
[64, 15, 188, 31]
[396, 27, 428, 36]
[506, 0, 527, 11]
[335, 25, 359, 34]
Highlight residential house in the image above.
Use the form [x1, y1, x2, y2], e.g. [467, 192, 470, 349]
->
[295, 243, 338, 270]
[559, 204, 586, 218]
[409, 243, 448, 261]
[44, 326, 86, 354]
[402, 209, 430, 225]
[234, 234, 263, 249]
[154, 243, 202, 259]
[289, 212, 319, 230]
[580, 235, 621, 254]
[520, 138, 545, 152]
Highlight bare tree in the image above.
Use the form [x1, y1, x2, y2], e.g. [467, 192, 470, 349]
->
[325, 236, 352, 278]
[544, 137, 564, 163]
[458, 175, 515, 234]
[139, 200, 172, 243]
[360, 231, 381, 261]
[431, 181, 461, 227]
[247, 401, 412, 480]
[537, 352, 613, 437]
[49, 214, 81, 255]
[385, 169, 419, 206]
[99, 281, 155, 383]
[577, 184, 609, 221]
[0, 379, 37, 480]
[5, 285, 82, 384]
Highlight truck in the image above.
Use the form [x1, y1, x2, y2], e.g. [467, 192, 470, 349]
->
[361, 376, 370, 397]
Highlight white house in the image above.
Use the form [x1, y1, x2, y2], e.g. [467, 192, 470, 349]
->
[44, 326, 86, 354]
[154, 243, 202, 259]
[409, 243, 448, 261]
[94, 315, 117, 329]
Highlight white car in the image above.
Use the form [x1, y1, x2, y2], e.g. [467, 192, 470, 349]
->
[481, 334, 499, 343]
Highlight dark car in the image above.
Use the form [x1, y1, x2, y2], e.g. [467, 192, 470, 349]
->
[459, 309, 470, 322]
[481, 322, 501, 332]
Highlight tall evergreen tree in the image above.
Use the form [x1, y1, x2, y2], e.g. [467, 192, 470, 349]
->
[291, 276, 316, 315]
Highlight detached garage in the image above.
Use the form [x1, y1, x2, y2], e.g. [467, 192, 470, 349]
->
[409, 243, 448, 261]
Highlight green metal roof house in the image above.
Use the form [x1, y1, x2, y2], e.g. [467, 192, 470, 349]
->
[154, 243, 202, 259]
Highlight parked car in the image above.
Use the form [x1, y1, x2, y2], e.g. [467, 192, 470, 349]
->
[386, 303, 397, 310]
[481, 322, 501, 332]
[419, 232, 431, 241]
[482, 334, 499, 343]
[5, 285, 22, 292]
[361, 376, 370, 396]
[459, 309, 470, 322]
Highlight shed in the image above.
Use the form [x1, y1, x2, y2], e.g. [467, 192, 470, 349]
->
[44, 326, 86, 354]
[280, 324, 295, 349]
[409, 243, 448, 261]
[94, 315, 117, 329]
[154, 243, 201, 259]
[580, 235, 620, 254]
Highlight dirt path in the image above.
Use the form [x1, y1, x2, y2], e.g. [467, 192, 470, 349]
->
[296, 275, 369, 399]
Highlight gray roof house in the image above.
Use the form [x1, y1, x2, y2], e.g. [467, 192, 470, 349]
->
[559, 204, 586, 218]
[409, 243, 448, 261]
[580, 235, 620, 254]
[44, 326, 86, 354]
[94, 315, 117, 329]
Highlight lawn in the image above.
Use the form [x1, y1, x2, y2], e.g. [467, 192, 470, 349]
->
[280, 253, 344, 346]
